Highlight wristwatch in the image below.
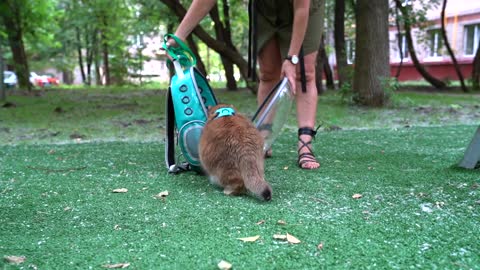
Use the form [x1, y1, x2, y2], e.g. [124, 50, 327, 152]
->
[285, 55, 299, 65]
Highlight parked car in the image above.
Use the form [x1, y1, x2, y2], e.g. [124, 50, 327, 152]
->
[3, 71, 17, 88]
[44, 74, 60, 86]
[30, 72, 50, 87]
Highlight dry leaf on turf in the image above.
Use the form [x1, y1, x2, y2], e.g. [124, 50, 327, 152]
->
[273, 234, 287, 240]
[154, 191, 169, 199]
[277, 220, 287, 225]
[256, 220, 265, 225]
[4, 255, 26, 264]
[237, 235, 260, 242]
[102, 263, 130, 268]
[218, 260, 232, 270]
[352, 193, 362, 199]
[112, 188, 128, 193]
[286, 233, 301, 244]
[317, 242, 324, 250]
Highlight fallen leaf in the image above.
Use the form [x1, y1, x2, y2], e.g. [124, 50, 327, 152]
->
[64, 206, 72, 211]
[273, 234, 287, 240]
[154, 191, 169, 199]
[286, 233, 301, 244]
[48, 149, 56, 154]
[114, 225, 121, 230]
[317, 242, 324, 250]
[352, 193, 362, 199]
[112, 188, 128, 193]
[217, 260, 232, 270]
[256, 220, 265, 225]
[102, 263, 130, 269]
[4, 255, 26, 264]
[283, 166, 289, 170]
[277, 220, 287, 225]
[237, 235, 260, 242]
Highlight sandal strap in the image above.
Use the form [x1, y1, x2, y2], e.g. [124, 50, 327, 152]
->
[298, 125, 321, 138]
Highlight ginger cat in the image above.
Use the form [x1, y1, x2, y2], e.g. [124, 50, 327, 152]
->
[199, 104, 272, 201]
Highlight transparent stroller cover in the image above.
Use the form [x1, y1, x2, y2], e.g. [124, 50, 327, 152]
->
[252, 77, 294, 153]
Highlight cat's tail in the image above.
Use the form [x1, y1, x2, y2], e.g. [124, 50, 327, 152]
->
[241, 165, 272, 201]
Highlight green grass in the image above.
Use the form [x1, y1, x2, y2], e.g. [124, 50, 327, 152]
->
[1, 125, 479, 269]
[1, 88, 479, 144]
[0, 88, 479, 268]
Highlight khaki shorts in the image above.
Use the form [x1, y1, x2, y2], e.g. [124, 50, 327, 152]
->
[256, 0, 322, 57]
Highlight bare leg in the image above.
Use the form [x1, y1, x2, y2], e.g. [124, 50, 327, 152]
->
[257, 38, 282, 157]
[295, 52, 320, 169]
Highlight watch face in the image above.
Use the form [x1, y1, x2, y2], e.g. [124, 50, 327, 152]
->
[291, 55, 299, 64]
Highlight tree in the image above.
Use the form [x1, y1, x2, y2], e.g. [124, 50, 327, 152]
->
[352, 0, 390, 106]
[394, 0, 446, 89]
[334, 0, 348, 87]
[440, 0, 468, 92]
[158, 0, 250, 87]
[209, 1, 238, 90]
[0, 0, 31, 90]
[0, 45, 5, 101]
[473, 39, 480, 91]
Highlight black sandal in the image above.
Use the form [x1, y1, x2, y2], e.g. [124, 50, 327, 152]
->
[258, 124, 273, 158]
[297, 127, 320, 169]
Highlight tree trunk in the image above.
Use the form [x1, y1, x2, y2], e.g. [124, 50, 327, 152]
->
[334, 0, 348, 87]
[159, 0, 249, 84]
[472, 39, 480, 90]
[315, 0, 326, 93]
[186, 36, 207, 75]
[353, 0, 390, 107]
[93, 29, 102, 85]
[85, 31, 92, 86]
[441, 0, 468, 92]
[0, 45, 5, 101]
[101, 14, 110, 86]
[210, 2, 237, 90]
[394, 6, 404, 78]
[316, 47, 324, 93]
[395, 0, 446, 89]
[75, 27, 87, 84]
[1, 0, 31, 91]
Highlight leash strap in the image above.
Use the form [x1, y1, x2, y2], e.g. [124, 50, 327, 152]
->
[162, 34, 196, 69]
[165, 88, 190, 174]
[165, 88, 176, 170]
[299, 46, 307, 93]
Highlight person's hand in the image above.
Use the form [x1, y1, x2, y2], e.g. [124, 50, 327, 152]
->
[161, 38, 178, 61]
[281, 60, 297, 95]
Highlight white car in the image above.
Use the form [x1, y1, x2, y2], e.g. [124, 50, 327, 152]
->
[30, 72, 50, 87]
[3, 71, 17, 88]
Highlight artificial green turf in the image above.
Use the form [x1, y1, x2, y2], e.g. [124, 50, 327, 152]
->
[1, 124, 479, 269]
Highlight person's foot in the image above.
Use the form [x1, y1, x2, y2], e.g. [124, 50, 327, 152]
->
[297, 127, 320, 170]
[258, 124, 273, 158]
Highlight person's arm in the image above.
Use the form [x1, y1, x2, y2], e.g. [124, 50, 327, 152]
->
[173, 0, 217, 41]
[282, 0, 310, 94]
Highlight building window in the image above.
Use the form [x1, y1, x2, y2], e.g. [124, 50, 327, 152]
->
[428, 29, 443, 57]
[395, 33, 409, 59]
[464, 23, 480, 56]
[346, 39, 355, 64]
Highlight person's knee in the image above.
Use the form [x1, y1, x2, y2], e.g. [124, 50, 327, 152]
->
[296, 65, 316, 83]
[259, 68, 281, 83]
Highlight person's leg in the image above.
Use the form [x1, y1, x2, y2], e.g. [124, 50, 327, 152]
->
[257, 38, 282, 108]
[257, 37, 283, 157]
[295, 51, 320, 169]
